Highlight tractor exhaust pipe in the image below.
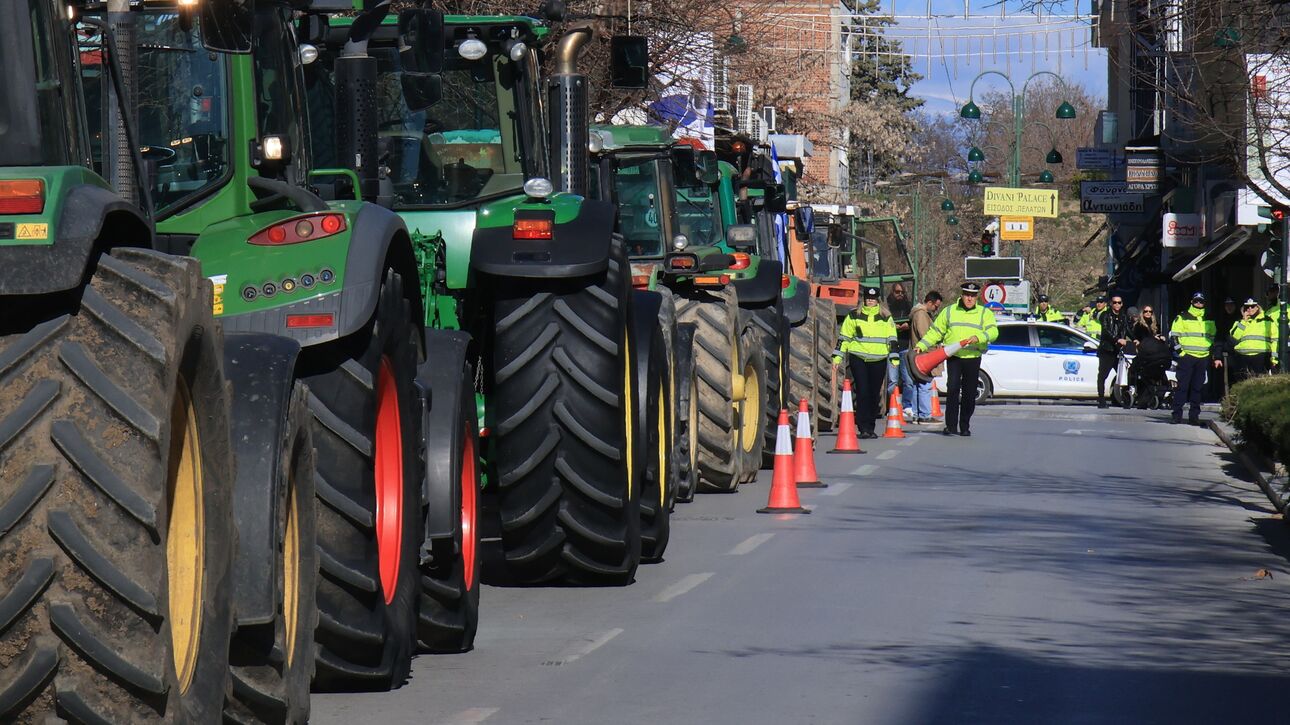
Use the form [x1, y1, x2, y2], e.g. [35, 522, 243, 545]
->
[337, 1, 392, 206]
[548, 25, 593, 196]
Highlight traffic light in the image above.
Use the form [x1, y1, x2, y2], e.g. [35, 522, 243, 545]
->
[980, 232, 994, 258]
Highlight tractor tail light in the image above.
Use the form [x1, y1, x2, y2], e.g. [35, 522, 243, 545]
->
[781, 274, 791, 289]
[286, 313, 336, 328]
[667, 254, 697, 271]
[250, 213, 347, 245]
[729, 252, 751, 270]
[0, 180, 45, 215]
[514, 218, 553, 240]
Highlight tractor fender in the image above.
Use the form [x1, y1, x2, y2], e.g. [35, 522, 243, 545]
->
[673, 322, 697, 423]
[414, 329, 474, 545]
[731, 259, 784, 306]
[0, 184, 151, 295]
[222, 332, 303, 626]
[470, 199, 615, 278]
[336, 202, 419, 339]
[782, 277, 811, 325]
[631, 290, 664, 433]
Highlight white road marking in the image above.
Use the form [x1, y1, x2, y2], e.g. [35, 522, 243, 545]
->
[543, 628, 624, 666]
[438, 708, 499, 725]
[820, 482, 853, 496]
[898, 438, 917, 446]
[851, 463, 878, 476]
[1064, 428, 1128, 435]
[727, 533, 775, 555]
[876, 450, 899, 460]
[654, 572, 714, 602]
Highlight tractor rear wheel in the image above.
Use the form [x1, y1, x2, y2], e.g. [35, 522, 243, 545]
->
[788, 304, 818, 434]
[0, 248, 235, 722]
[491, 237, 641, 585]
[639, 319, 673, 562]
[675, 287, 741, 492]
[417, 363, 481, 653]
[813, 298, 839, 432]
[304, 269, 421, 691]
[750, 304, 790, 469]
[736, 327, 768, 483]
[226, 384, 317, 724]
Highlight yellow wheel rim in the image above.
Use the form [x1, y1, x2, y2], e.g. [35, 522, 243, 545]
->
[167, 379, 204, 694]
[739, 361, 760, 453]
[623, 326, 633, 500]
[282, 471, 301, 668]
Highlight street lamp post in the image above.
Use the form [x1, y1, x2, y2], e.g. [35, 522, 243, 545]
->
[960, 70, 1077, 188]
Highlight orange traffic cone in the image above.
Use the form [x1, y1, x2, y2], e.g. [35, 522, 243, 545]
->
[930, 379, 944, 418]
[759, 410, 810, 514]
[793, 398, 826, 488]
[883, 387, 906, 439]
[828, 378, 864, 454]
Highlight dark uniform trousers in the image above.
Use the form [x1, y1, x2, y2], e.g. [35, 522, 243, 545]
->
[1172, 355, 1208, 422]
[848, 357, 887, 435]
[944, 357, 981, 432]
[1232, 353, 1271, 384]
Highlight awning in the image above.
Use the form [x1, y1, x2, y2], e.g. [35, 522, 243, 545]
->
[1171, 227, 1257, 282]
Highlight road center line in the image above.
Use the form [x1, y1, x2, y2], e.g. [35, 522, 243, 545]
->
[898, 438, 917, 446]
[851, 463, 878, 476]
[438, 708, 500, 725]
[820, 482, 853, 496]
[727, 533, 775, 555]
[654, 572, 714, 602]
[876, 450, 899, 460]
[544, 628, 624, 666]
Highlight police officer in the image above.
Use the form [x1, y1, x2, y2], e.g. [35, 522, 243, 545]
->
[1228, 298, 1277, 383]
[1078, 296, 1106, 336]
[1032, 294, 1065, 323]
[1169, 291, 1219, 425]
[833, 287, 898, 439]
[915, 281, 999, 436]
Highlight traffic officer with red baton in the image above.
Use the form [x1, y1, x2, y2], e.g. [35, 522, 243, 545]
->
[1169, 291, 1219, 425]
[833, 287, 898, 439]
[915, 282, 999, 436]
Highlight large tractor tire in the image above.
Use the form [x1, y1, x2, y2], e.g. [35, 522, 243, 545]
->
[675, 287, 741, 492]
[417, 363, 481, 653]
[736, 327, 768, 484]
[813, 298, 840, 432]
[749, 304, 790, 469]
[0, 248, 235, 722]
[491, 237, 641, 585]
[639, 318, 674, 562]
[226, 384, 317, 724]
[787, 304, 819, 434]
[673, 323, 699, 504]
[303, 269, 421, 691]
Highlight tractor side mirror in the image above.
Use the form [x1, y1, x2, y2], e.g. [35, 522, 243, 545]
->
[764, 185, 787, 214]
[793, 207, 814, 241]
[401, 74, 443, 113]
[200, 0, 253, 54]
[398, 9, 445, 111]
[609, 35, 650, 89]
[671, 147, 701, 190]
[726, 224, 757, 253]
[696, 150, 720, 185]
[296, 15, 328, 46]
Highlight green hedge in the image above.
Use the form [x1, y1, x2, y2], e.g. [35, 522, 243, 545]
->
[1225, 374, 1290, 466]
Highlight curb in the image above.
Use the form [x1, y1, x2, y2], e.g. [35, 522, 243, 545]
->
[1209, 419, 1288, 515]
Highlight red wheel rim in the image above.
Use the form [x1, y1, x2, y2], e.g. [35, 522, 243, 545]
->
[374, 357, 404, 605]
[461, 422, 478, 591]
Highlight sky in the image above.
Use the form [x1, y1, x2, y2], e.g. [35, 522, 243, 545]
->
[871, 0, 1108, 115]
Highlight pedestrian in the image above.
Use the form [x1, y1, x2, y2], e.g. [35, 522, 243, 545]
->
[1032, 294, 1065, 323]
[915, 281, 999, 437]
[1227, 298, 1277, 383]
[902, 290, 943, 423]
[1169, 291, 1219, 425]
[1133, 304, 1161, 341]
[833, 287, 898, 439]
[1096, 294, 1132, 408]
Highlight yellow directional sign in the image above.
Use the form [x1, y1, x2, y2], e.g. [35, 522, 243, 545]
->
[999, 215, 1034, 241]
[983, 187, 1059, 218]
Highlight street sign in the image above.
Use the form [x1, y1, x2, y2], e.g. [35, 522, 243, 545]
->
[983, 187, 1059, 218]
[1076, 147, 1122, 170]
[1003, 280, 1031, 316]
[1126, 151, 1161, 193]
[1079, 181, 1143, 213]
[999, 215, 1034, 241]
[1161, 212, 1202, 248]
[982, 283, 1007, 304]
[964, 256, 1024, 280]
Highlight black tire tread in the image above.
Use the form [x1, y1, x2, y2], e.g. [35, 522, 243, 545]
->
[675, 288, 741, 492]
[813, 298, 839, 431]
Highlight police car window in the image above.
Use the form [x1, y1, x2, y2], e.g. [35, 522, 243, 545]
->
[994, 325, 1031, 347]
[1038, 327, 1086, 349]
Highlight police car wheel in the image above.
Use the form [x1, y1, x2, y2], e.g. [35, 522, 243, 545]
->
[975, 372, 993, 403]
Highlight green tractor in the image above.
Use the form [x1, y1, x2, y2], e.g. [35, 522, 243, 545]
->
[87, 0, 482, 696]
[1, 1, 323, 721]
[309, 11, 664, 579]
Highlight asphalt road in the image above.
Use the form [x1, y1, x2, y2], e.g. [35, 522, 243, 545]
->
[312, 404, 1290, 725]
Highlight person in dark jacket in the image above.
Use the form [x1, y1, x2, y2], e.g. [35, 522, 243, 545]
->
[1096, 294, 1132, 408]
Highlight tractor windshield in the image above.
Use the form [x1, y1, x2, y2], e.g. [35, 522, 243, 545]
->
[0, 0, 86, 167]
[358, 47, 536, 207]
[85, 12, 231, 214]
[810, 227, 833, 280]
[612, 157, 665, 257]
[675, 186, 720, 247]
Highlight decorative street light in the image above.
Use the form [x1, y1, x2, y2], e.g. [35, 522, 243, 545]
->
[940, 198, 956, 212]
[959, 70, 1078, 188]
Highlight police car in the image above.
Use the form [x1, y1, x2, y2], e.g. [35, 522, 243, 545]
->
[934, 318, 1111, 402]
